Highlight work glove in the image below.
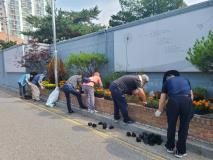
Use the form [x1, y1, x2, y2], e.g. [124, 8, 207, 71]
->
[154, 110, 162, 117]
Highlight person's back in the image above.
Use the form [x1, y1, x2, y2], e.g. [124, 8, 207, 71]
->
[163, 76, 191, 97]
[113, 75, 141, 94]
[66, 75, 82, 88]
[18, 74, 30, 86]
[32, 74, 45, 86]
[83, 72, 102, 87]
[156, 71, 194, 158]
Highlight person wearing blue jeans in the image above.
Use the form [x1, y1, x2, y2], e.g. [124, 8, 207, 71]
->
[62, 75, 86, 113]
[109, 74, 149, 124]
[155, 70, 194, 158]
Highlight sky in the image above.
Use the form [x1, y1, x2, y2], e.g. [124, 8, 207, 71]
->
[55, 0, 209, 25]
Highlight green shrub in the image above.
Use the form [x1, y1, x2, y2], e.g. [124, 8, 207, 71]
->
[65, 53, 108, 75]
[103, 72, 126, 88]
[192, 87, 208, 100]
[186, 31, 213, 72]
[147, 98, 159, 109]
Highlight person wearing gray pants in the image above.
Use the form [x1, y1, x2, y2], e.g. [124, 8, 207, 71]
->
[82, 72, 103, 113]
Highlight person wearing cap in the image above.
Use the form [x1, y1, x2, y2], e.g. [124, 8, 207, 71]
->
[155, 70, 194, 158]
[62, 74, 86, 114]
[109, 74, 149, 124]
[28, 72, 47, 101]
[17, 73, 35, 98]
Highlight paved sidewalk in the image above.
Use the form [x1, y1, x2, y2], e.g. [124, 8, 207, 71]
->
[1, 87, 212, 159]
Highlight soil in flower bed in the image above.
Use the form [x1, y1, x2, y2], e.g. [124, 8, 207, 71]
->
[94, 93, 104, 98]
[194, 109, 213, 115]
[104, 96, 112, 100]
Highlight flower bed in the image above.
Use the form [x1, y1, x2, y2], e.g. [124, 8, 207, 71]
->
[103, 89, 112, 100]
[193, 99, 213, 115]
[94, 87, 104, 98]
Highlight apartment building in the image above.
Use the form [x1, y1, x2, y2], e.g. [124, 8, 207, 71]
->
[0, 0, 50, 39]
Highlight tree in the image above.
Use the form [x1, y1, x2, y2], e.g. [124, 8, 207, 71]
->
[0, 40, 17, 49]
[18, 39, 51, 73]
[22, 6, 104, 44]
[48, 57, 67, 83]
[109, 0, 187, 27]
[186, 31, 213, 72]
[65, 53, 108, 75]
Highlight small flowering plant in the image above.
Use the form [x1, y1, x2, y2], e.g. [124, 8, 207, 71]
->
[94, 87, 104, 98]
[147, 96, 159, 109]
[104, 89, 112, 100]
[193, 99, 210, 112]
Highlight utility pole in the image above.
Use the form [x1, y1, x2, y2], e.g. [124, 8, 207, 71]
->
[51, 0, 58, 86]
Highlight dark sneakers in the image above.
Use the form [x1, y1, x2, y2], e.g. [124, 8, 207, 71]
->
[175, 151, 187, 158]
[68, 110, 74, 114]
[80, 105, 87, 109]
[123, 118, 135, 124]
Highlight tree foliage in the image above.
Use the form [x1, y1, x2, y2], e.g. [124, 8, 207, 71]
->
[22, 6, 104, 44]
[109, 0, 187, 27]
[0, 40, 17, 49]
[18, 39, 51, 73]
[65, 53, 108, 75]
[186, 31, 213, 72]
[48, 57, 67, 83]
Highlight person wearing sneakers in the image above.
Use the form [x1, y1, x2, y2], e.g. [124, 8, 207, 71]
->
[109, 74, 149, 124]
[62, 74, 87, 114]
[82, 72, 103, 113]
[155, 70, 194, 158]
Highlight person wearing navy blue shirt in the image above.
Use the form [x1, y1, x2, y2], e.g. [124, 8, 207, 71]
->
[155, 70, 194, 158]
[29, 72, 47, 101]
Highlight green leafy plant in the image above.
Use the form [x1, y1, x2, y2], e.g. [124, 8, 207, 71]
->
[103, 72, 126, 88]
[186, 31, 213, 72]
[192, 87, 208, 100]
[0, 40, 17, 49]
[65, 53, 108, 75]
[147, 97, 159, 109]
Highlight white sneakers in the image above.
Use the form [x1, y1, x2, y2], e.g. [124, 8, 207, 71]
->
[88, 109, 98, 113]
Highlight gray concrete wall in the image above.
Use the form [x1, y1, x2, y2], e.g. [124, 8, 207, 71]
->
[53, 30, 115, 74]
[145, 72, 213, 97]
